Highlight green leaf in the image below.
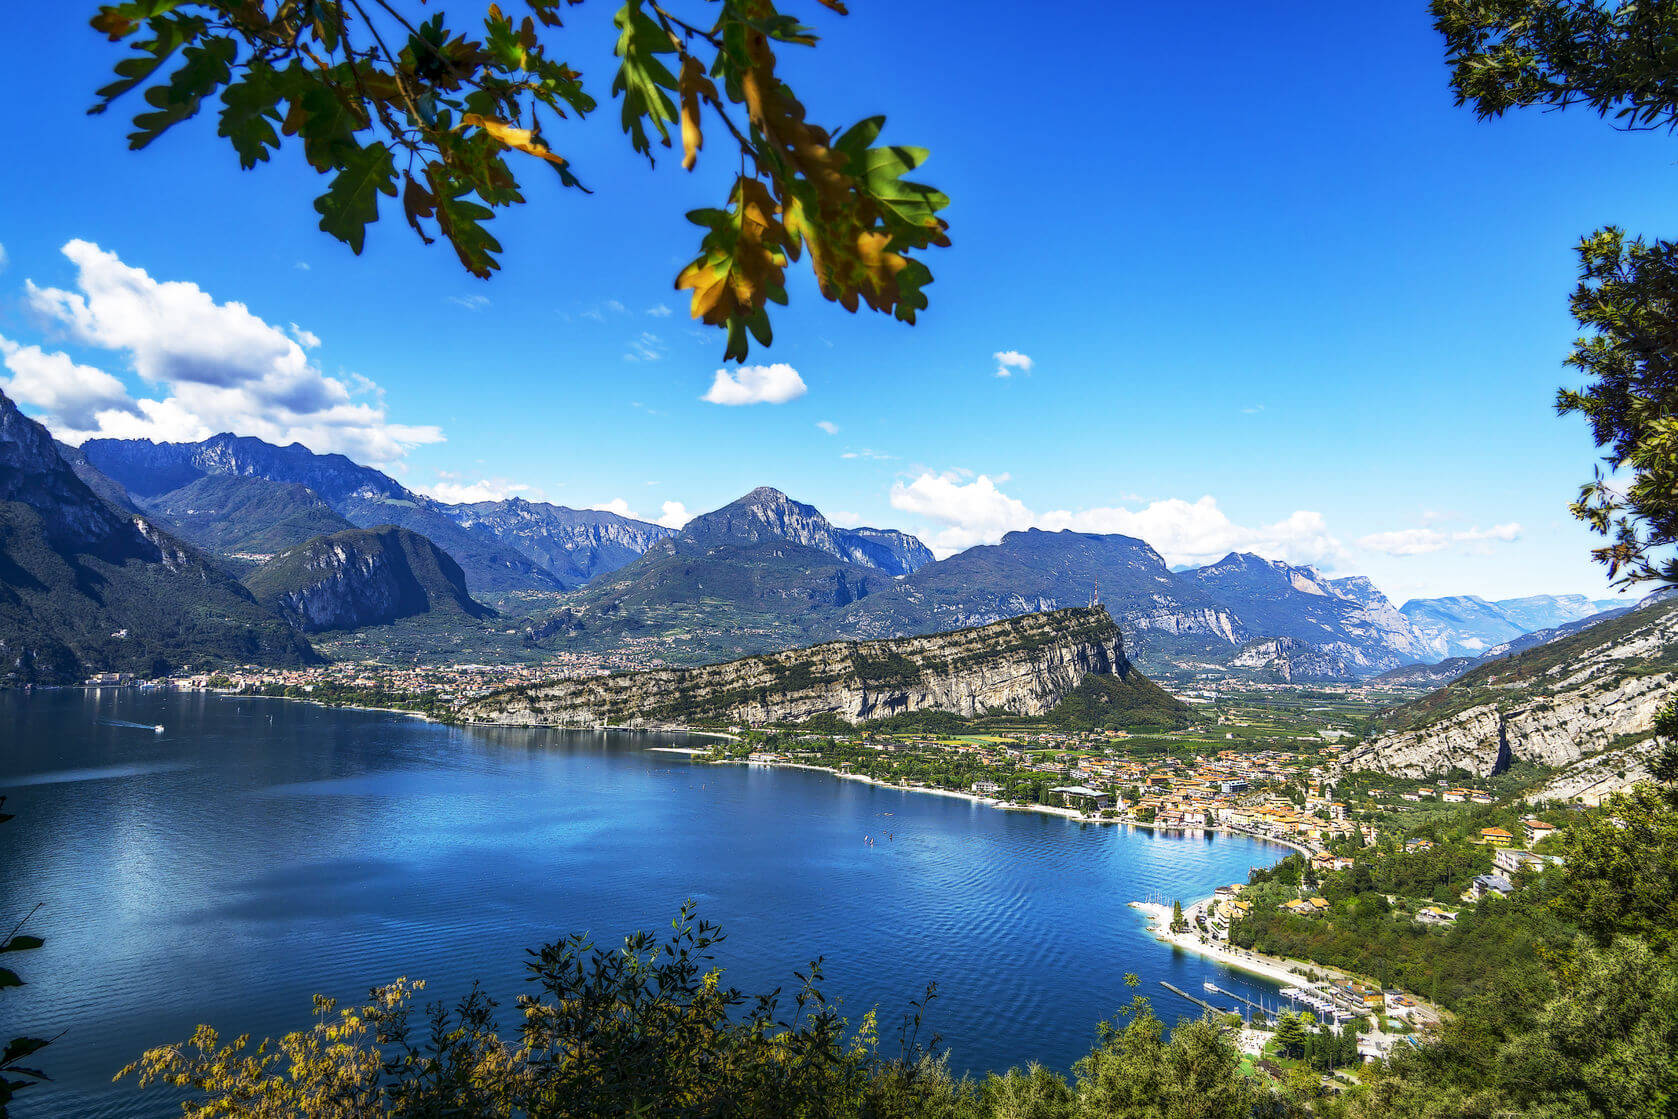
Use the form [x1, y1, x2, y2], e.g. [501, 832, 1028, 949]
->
[611, 0, 679, 161]
[0, 969, 22, 989]
[128, 35, 237, 149]
[93, 12, 207, 110]
[427, 171, 504, 279]
[217, 59, 283, 169]
[0, 937, 43, 953]
[861, 145, 949, 239]
[313, 142, 397, 254]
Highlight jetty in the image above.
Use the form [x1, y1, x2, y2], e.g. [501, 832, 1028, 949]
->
[1158, 980, 1218, 1013]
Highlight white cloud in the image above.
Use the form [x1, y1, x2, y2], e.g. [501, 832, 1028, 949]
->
[827, 510, 863, 528]
[890, 472, 1035, 554]
[646, 303, 673, 317]
[418, 477, 534, 505]
[591, 498, 636, 517]
[890, 471, 1345, 564]
[841, 447, 894, 461]
[0, 336, 139, 432]
[448, 294, 490, 311]
[293, 261, 310, 271]
[993, 350, 1033, 378]
[702, 363, 807, 405]
[1039, 498, 1343, 568]
[1357, 523, 1522, 557]
[17, 240, 442, 463]
[816, 420, 839, 435]
[656, 500, 693, 529]
[0, 243, 7, 272]
[605, 299, 627, 313]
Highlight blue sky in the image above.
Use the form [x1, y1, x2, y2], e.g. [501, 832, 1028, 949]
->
[0, 2, 1669, 604]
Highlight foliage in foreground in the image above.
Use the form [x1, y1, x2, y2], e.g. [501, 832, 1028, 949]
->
[1435, 0, 1678, 585]
[0, 799, 54, 1117]
[120, 906, 1261, 1119]
[85, 0, 950, 361]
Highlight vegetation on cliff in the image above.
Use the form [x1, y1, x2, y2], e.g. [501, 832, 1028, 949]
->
[466, 607, 1131, 727]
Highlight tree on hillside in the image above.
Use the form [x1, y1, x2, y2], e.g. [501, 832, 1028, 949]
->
[1554, 708, 1678, 953]
[1275, 1011, 1308, 1061]
[1434, 1, 1678, 585]
[84, 0, 950, 362]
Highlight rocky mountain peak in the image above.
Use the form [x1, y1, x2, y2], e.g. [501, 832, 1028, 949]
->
[678, 487, 932, 577]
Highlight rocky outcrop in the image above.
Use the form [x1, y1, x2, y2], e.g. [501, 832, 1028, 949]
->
[1230, 635, 1407, 682]
[1345, 599, 1678, 778]
[462, 606, 1128, 727]
[841, 527, 935, 575]
[245, 526, 492, 632]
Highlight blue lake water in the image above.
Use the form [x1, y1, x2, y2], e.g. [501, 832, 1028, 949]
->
[1, 690, 1290, 1117]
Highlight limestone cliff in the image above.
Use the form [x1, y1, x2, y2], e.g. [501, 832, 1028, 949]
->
[1344, 597, 1678, 780]
[461, 606, 1129, 727]
[244, 526, 493, 633]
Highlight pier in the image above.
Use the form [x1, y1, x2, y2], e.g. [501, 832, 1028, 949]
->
[1158, 981, 1217, 1013]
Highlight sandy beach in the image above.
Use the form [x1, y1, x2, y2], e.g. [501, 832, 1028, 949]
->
[1131, 900, 1315, 988]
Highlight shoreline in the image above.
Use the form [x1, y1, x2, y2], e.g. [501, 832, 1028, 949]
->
[1133, 899, 1447, 1025]
[695, 756, 1308, 858]
[1130, 900, 1314, 990]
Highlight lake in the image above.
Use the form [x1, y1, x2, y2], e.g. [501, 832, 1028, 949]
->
[1, 689, 1291, 1117]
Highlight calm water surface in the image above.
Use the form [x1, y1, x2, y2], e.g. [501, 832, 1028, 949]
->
[1, 690, 1290, 1117]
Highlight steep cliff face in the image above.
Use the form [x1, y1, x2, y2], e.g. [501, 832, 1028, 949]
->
[245, 526, 493, 632]
[1230, 636, 1399, 682]
[1345, 598, 1678, 779]
[462, 606, 1129, 727]
[841, 527, 935, 575]
[0, 391, 317, 680]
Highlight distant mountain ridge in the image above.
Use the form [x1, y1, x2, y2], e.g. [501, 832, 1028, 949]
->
[0, 391, 316, 681]
[142, 474, 356, 557]
[35, 430, 1621, 680]
[827, 528, 1245, 665]
[443, 499, 676, 584]
[80, 434, 566, 594]
[1184, 553, 1424, 676]
[1399, 593, 1624, 659]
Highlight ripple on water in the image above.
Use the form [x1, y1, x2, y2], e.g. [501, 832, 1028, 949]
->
[1, 692, 1293, 1119]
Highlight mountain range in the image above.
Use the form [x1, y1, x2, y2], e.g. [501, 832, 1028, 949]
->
[0, 404, 1635, 683]
[0, 392, 316, 681]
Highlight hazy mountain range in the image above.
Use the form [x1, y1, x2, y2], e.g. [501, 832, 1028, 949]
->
[0, 394, 1637, 683]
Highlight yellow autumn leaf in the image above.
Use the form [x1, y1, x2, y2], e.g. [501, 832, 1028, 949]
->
[461, 113, 569, 165]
